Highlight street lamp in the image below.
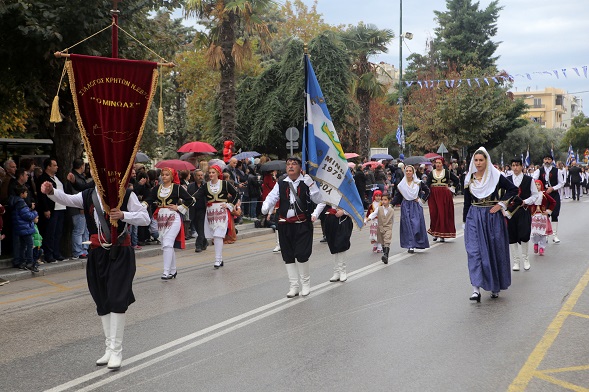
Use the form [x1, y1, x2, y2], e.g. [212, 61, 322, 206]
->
[398, 0, 412, 153]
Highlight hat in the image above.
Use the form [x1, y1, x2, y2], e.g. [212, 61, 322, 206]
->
[286, 156, 302, 165]
[399, 154, 405, 160]
[543, 153, 553, 160]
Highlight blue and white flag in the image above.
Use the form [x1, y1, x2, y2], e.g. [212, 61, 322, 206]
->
[302, 54, 364, 228]
[396, 126, 402, 146]
[525, 149, 530, 167]
[566, 144, 574, 166]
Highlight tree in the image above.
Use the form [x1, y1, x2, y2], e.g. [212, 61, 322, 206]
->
[562, 112, 589, 152]
[490, 124, 566, 165]
[433, 0, 502, 72]
[340, 23, 394, 159]
[234, 33, 356, 156]
[0, 0, 184, 174]
[183, 0, 274, 142]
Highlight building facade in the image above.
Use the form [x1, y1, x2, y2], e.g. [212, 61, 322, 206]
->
[512, 87, 583, 129]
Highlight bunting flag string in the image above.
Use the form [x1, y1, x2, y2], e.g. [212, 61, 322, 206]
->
[404, 64, 588, 89]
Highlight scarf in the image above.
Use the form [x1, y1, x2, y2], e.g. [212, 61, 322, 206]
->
[463, 147, 501, 199]
[397, 165, 420, 200]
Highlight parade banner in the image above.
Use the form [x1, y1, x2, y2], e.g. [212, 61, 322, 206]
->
[66, 54, 158, 214]
[302, 54, 364, 228]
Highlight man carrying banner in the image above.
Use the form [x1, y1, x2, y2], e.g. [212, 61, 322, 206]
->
[41, 181, 149, 369]
[261, 157, 322, 298]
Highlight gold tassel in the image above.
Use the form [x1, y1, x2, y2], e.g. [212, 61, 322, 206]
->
[50, 95, 63, 123]
[158, 107, 164, 135]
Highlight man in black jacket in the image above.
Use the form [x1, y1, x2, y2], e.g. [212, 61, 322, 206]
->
[66, 158, 95, 259]
[188, 169, 207, 252]
[568, 159, 582, 201]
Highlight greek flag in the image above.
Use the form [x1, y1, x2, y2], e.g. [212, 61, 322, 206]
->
[396, 126, 402, 146]
[302, 54, 364, 228]
[525, 149, 530, 167]
[566, 145, 574, 166]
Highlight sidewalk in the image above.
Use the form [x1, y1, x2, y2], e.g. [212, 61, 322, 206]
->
[0, 222, 274, 283]
[0, 195, 466, 284]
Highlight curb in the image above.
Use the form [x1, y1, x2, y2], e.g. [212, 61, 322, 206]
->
[0, 223, 274, 283]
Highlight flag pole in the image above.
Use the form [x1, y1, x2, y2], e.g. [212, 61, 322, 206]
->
[302, 43, 309, 173]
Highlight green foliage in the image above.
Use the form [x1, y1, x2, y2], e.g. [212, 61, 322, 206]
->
[433, 0, 502, 72]
[562, 113, 589, 151]
[233, 33, 355, 157]
[491, 124, 566, 165]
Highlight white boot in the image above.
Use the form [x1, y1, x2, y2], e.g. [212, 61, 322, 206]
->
[96, 314, 112, 366]
[552, 222, 560, 243]
[329, 254, 340, 282]
[273, 231, 281, 253]
[510, 243, 520, 271]
[338, 252, 347, 282]
[297, 262, 311, 296]
[285, 264, 300, 298]
[522, 242, 530, 270]
[107, 313, 126, 370]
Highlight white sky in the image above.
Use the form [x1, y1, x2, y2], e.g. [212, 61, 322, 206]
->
[175, 0, 589, 109]
[301, 0, 589, 108]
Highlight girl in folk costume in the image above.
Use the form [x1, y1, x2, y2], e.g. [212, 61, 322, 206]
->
[391, 165, 430, 253]
[192, 164, 239, 269]
[365, 190, 383, 253]
[426, 157, 460, 242]
[463, 147, 518, 302]
[145, 168, 195, 280]
[366, 193, 394, 264]
[530, 180, 556, 256]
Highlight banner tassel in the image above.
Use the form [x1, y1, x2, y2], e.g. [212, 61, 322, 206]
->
[50, 95, 63, 123]
[157, 66, 165, 135]
[158, 107, 165, 135]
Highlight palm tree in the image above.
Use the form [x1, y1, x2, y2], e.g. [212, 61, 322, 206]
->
[341, 23, 394, 159]
[184, 0, 274, 142]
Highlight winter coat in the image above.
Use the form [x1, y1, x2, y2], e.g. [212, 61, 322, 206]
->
[33, 224, 43, 247]
[10, 195, 37, 236]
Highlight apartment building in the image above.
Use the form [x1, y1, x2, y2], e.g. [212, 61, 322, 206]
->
[512, 87, 583, 129]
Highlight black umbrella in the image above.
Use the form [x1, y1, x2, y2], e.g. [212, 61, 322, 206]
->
[260, 160, 286, 172]
[135, 152, 150, 163]
[403, 156, 428, 166]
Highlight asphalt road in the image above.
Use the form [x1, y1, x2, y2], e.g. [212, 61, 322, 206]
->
[2, 197, 589, 392]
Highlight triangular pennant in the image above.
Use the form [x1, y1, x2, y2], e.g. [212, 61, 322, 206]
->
[474, 78, 480, 87]
[417, 81, 423, 88]
[583, 66, 588, 78]
[467, 79, 472, 87]
[445, 80, 450, 88]
[526, 73, 532, 80]
[492, 77, 499, 84]
[483, 78, 490, 86]
[562, 68, 567, 78]
[450, 80, 455, 88]
[573, 67, 580, 77]
[553, 70, 559, 79]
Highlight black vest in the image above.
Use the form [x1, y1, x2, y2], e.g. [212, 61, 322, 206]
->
[538, 166, 559, 188]
[507, 174, 532, 200]
[277, 180, 312, 220]
[82, 188, 132, 236]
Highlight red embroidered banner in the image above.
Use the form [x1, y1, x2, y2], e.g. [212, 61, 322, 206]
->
[66, 54, 158, 214]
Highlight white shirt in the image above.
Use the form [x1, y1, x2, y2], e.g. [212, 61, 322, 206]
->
[261, 174, 322, 218]
[532, 165, 564, 190]
[511, 173, 539, 205]
[48, 189, 150, 231]
[51, 176, 67, 211]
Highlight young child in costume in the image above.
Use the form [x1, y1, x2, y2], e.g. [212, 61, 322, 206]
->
[366, 193, 394, 264]
[530, 180, 556, 256]
[365, 190, 383, 253]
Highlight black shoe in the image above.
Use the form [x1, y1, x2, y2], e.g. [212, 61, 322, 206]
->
[169, 272, 177, 279]
[18, 264, 27, 270]
[470, 292, 481, 303]
[408, 248, 415, 253]
[440, 238, 445, 243]
[55, 256, 65, 261]
[433, 237, 438, 242]
[45, 258, 57, 263]
[26, 264, 39, 273]
[320, 237, 327, 243]
[195, 247, 202, 253]
[214, 260, 223, 269]
[490, 292, 499, 299]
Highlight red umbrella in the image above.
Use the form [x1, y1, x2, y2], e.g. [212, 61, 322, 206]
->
[362, 161, 382, 169]
[424, 152, 442, 160]
[344, 152, 359, 159]
[178, 141, 217, 153]
[155, 159, 196, 171]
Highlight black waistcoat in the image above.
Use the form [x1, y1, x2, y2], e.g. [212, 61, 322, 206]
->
[277, 180, 312, 220]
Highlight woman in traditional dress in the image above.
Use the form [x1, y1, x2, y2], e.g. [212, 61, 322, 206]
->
[365, 190, 382, 253]
[391, 165, 430, 253]
[193, 164, 239, 269]
[463, 147, 518, 302]
[530, 180, 556, 256]
[145, 168, 195, 280]
[426, 157, 460, 242]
